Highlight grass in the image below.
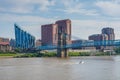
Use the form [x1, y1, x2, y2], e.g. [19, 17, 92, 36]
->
[14, 52, 57, 58]
[69, 52, 80, 56]
[69, 52, 91, 56]
[95, 52, 109, 56]
[68, 51, 115, 56]
[0, 51, 117, 58]
[0, 52, 17, 57]
[0, 54, 17, 56]
[15, 52, 91, 58]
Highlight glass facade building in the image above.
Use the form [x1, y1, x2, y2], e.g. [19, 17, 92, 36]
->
[14, 24, 35, 50]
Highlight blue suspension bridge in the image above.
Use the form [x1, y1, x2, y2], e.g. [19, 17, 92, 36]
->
[36, 40, 120, 50]
[14, 24, 120, 58]
[36, 26, 120, 57]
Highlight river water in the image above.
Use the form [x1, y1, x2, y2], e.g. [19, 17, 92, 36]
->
[0, 56, 120, 80]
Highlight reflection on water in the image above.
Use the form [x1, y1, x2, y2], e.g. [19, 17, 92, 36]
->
[0, 56, 120, 80]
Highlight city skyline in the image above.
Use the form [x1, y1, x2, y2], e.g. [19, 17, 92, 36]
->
[0, 0, 120, 40]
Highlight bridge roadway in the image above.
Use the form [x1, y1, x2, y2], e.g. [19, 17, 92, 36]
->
[36, 40, 120, 50]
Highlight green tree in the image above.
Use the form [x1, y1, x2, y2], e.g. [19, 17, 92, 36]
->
[114, 47, 120, 54]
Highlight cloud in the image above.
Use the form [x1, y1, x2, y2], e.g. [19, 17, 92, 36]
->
[0, 0, 55, 13]
[72, 19, 120, 39]
[0, 0, 120, 40]
[95, 0, 120, 16]
[0, 12, 120, 40]
[1, 13, 120, 39]
[20, 25, 41, 39]
[60, 0, 99, 16]
[38, 0, 55, 11]
[0, 13, 56, 39]
[0, 13, 55, 23]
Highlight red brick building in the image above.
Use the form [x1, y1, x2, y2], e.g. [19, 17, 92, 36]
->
[41, 19, 71, 45]
[41, 24, 58, 45]
[89, 34, 108, 41]
[55, 19, 71, 44]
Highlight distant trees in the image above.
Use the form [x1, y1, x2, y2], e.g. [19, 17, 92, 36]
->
[114, 47, 120, 54]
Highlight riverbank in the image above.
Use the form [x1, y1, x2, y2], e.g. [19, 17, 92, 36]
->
[0, 56, 14, 58]
[69, 51, 116, 56]
[0, 54, 17, 58]
[0, 52, 18, 58]
[0, 52, 17, 58]
[14, 52, 56, 58]
[0, 52, 119, 58]
[14, 52, 118, 58]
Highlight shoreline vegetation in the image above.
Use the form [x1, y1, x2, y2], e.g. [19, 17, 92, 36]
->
[0, 51, 120, 58]
[0, 52, 17, 58]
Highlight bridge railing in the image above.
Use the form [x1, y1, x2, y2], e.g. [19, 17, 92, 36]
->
[36, 40, 120, 50]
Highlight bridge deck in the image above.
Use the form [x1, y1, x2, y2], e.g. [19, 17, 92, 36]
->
[36, 40, 120, 50]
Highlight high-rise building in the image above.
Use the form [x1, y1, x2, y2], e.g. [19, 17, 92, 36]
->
[14, 24, 35, 49]
[102, 27, 115, 40]
[41, 19, 72, 45]
[41, 24, 58, 45]
[89, 34, 108, 49]
[89, 34, 108, 41]
[55, 19, 71, 44]
[88, 27, 115, 50]
[72, 39, 95, 50]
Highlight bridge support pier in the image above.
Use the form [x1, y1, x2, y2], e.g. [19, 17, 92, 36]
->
[57, 47, 68, 58]
[57, 26, 68, 58]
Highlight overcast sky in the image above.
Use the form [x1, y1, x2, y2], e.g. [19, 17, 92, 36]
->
[0, 0, 120, 40]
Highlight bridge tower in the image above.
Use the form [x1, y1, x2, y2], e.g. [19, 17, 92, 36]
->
[57, 26, 68, 58]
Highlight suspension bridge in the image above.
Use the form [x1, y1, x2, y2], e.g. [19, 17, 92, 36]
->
[15, 24, 120, 58]
[36, 40, 120, 50]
